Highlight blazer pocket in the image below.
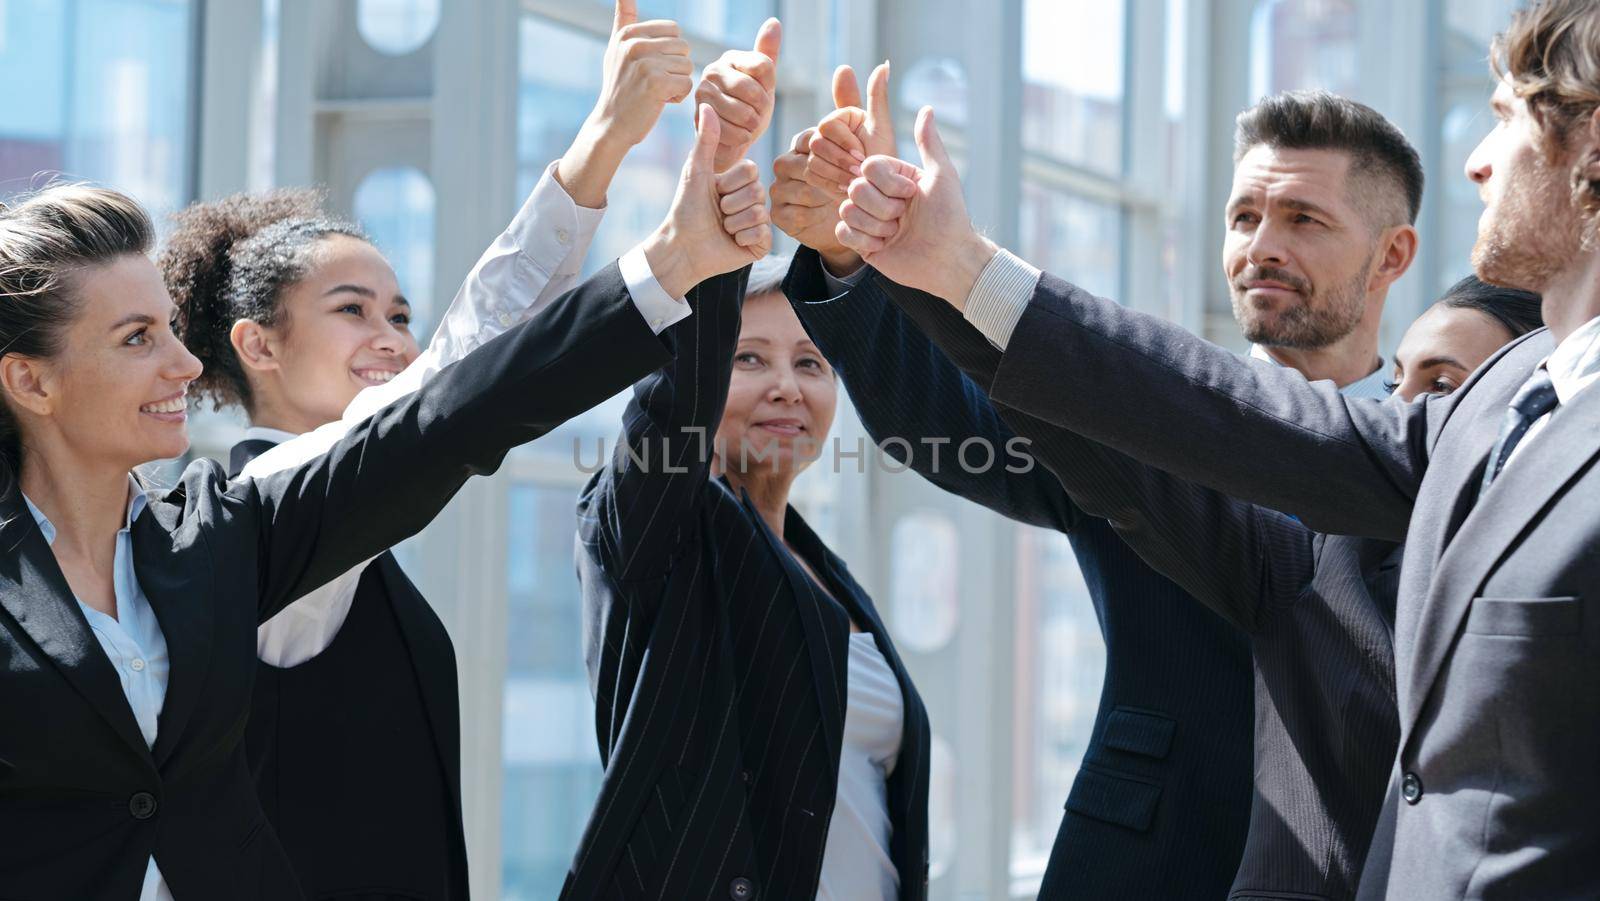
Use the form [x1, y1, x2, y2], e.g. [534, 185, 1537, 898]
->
[1064, 764, 1162, 833]
[1465, 596, 1581, 637]
[1100, 707, 1176, 760]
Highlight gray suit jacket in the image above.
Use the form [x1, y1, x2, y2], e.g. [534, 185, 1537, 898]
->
[985, 273, 1600, 900]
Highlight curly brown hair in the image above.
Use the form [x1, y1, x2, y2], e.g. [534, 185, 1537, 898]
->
[158, 188, 366, 411]
[1493, 0, 1600, 218]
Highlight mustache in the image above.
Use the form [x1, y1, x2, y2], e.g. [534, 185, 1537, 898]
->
[1234, 266, 1310, 295]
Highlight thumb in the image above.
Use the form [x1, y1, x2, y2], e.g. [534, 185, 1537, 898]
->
[831, 65, 862, 111]
[690, 105, 721, 178]
[914, 106, 952, 173]
[613, 0, 637, 31]
[866, 61, 892, 129]
[753, 17, 782, 63]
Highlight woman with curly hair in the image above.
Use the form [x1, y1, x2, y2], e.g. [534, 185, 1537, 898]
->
[155, 8, 702, 897]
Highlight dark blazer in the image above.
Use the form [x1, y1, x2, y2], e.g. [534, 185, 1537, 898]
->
[0, 263, 670, 901]
[783, 248, 1253, 900]
[232, 439, 468, 901]
[571, 267, 933, 900]
[985, 272, 1600, 900]
[795, 258, 1400, 900]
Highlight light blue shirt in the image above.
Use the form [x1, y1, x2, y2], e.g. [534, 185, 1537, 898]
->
[23, 476, 174, 901]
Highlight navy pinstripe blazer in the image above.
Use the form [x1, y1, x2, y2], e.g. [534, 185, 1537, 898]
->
[785, 248, 1253, 900]
[795, 259, 1401, 901]
[571, 268, 932, 901]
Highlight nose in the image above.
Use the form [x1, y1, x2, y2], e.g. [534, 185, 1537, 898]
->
[167, 335, 203, 383]
[1246, 217, 1289, 268]
[767, 365, 802, 404]
[371, 318, 408, 357]
[1465, 135, 1493, 186]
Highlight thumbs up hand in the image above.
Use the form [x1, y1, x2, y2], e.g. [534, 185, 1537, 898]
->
[642, 106, 773, 298]
[695, 18, 783, 172]
[804, 62, 895, 196]
[587, 0, 695, 150]
[835, 107, 997, 308]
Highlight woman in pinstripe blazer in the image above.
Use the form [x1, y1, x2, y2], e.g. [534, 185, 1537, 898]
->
[573, 254, 933, 900]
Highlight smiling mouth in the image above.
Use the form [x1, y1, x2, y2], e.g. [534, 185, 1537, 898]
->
[754, 421, 807, 436]
[353, 369, 401, 386]
[140, 395, 188, 419]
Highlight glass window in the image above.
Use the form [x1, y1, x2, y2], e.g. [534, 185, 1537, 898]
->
[1018, 181, 1122, 300]
[356, 0, 439, 56]
[889, 511, 960, 653]
[1021, 0, 1125, 175]
[1249, 0, 1359, 99]
[501, 481, 603, 900]
[1010, 528, 1104, 873]
[0, 0, 194, 228]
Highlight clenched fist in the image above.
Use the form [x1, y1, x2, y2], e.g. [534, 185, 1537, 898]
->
[770, 129, 861, 275]
[643, 105, 773, 298]
[695, 19, 783, 172]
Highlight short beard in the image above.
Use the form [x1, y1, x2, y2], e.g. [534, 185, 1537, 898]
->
[1231, 253, 1372, 350]
[1472, 149, 1583, 293]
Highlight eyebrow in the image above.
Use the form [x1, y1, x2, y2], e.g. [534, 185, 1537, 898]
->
[1416, 356, 1466, 371]
[323, 284, 410, 308]
[1226, 194, 1339, 220]
[109, 313, 156, 331]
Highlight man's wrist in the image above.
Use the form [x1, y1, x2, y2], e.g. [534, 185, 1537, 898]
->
[943, 232, 1000, 311]
[641, 226, 697, 300]
[819, 248, 865, 279]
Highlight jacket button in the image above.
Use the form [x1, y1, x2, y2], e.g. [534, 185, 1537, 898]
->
[128, 791, 158, 820]
[741, 769, 752, 785]
[729, 876, 755, 899]
[1401, 772, 1423, 804]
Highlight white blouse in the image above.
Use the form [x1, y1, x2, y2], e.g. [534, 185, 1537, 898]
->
[817, 632, 905, 901]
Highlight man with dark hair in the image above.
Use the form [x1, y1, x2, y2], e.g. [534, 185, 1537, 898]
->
[830, 0, 1600, 896]
[1222, 90, 1420, 394]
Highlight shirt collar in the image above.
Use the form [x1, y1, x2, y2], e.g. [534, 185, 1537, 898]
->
[1249, 344, 1392, 398]
[23, 474, 148, 547]
[1539, 314, 1600, 405]
[243, 425, 299, 446]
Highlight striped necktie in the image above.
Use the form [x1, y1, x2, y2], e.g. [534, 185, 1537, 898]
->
[1480, 367, 1560, 494]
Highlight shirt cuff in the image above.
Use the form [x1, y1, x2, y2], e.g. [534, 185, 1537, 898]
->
[619, 245, 692, 335]
[963, 249, 1042, 350]
[504, 161, 588, 276]
[820, 260, 871, 296]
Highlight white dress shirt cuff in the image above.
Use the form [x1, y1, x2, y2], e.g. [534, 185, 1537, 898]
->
[620, 245, 693, 335]
[963, 249, 1042, 351]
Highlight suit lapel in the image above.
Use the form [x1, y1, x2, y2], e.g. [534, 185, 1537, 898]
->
[741, 489, 848, 780]
[0, 494, 150, 761]
[228, 439, 279, 479]
[134, 491, 216, 767]
[1402, 382, 1600, 743]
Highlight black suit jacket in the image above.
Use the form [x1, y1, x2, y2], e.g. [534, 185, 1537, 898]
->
[796, 257, 1400, 900]
[986, 272, 1600, 899]
[784, 248, 1253, 900]
[571, 267, 933, 900]
[0, 263, 669, 900]
[232, 439, 468, 901]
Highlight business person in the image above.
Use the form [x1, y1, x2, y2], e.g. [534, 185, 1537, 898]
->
[571, 190, 932, 899]
[0, 97, 759, 900]
[782, 83, 1441, 898]
[156, 6, 689, 894]
[833, 2, 1600, 895]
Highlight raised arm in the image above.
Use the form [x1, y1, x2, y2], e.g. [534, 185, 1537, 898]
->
[783, 246, 1078, 533]
[868, 273, 1316, 632]
[834, 108, 1444, 541]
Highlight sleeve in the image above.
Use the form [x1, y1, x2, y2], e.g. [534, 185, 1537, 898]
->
[237, 261, 677, 622]
[988, 271, 1442, 541]
[783, 246, 1079, 534]
[861, 268, 1317, 631]
[251, 161, 610, 661]
[577, 266, 750, 585]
